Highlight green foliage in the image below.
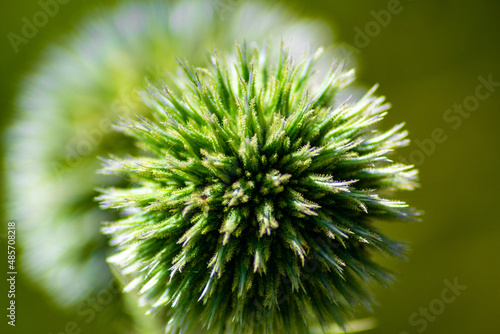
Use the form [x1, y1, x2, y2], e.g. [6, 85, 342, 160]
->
[98, 44, 419, 334]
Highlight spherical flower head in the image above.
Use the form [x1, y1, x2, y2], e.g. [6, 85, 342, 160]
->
[6, 0, 334, 307]
[98, 44, 419, 333]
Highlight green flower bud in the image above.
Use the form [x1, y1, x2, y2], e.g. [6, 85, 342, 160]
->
[98, 43, 419, 334]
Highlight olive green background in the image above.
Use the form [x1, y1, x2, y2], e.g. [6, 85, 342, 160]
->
[1, 0, 499, 333]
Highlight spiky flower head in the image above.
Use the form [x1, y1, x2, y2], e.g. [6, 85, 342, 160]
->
[98, 44, 419, 333]
[6, 0, 334, 307]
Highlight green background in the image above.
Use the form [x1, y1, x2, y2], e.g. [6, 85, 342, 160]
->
[1, 0, 499, 333]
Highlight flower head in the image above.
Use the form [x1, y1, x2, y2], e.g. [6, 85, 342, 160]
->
[99, 44, 419, 333]
[6, 0, 333, 307]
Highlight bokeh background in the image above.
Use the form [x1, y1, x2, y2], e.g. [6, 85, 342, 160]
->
[1, 0, 499, 333]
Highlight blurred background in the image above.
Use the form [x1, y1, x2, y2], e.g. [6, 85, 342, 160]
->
[1, 0, 499, 333]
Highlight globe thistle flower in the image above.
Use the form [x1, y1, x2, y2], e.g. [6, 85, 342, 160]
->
[98, 44, 419, 334]
[5, 0, 334, 307]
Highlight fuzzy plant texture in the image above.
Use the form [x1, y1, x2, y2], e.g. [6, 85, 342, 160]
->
[98, 44, 419, 334]
[6, 0, 335, 309]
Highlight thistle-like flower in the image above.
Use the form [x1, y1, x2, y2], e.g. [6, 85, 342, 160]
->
[98, 44, 419, 333]
[6, 0, 334, 307]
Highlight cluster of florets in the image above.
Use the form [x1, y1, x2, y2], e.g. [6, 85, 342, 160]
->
[98, 44, 418, 334]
